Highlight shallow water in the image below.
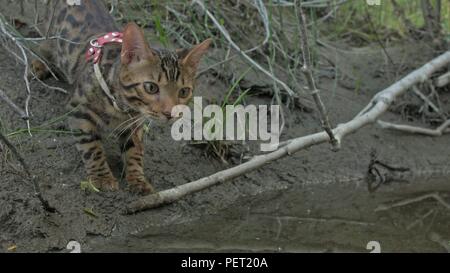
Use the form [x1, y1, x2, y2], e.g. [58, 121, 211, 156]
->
[88, 177, 450, 253]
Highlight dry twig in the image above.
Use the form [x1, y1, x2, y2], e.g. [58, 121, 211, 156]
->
[0, 13, 69, 136]
[375, 192, 450, 212]
[412, 85, 443, 117]
[435, 71, 450, 87]
[377, 119, 450, 136]
[0, 131, 57, 213]
[0, 88, 28, 120]
[295, 0, 338, 150]
[0, 16, 33, 135]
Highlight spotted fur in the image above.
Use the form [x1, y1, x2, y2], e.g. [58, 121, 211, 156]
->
[4, 0, 211, 193]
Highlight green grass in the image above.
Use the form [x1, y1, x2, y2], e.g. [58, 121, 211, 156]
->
[188, 67, 253, 163]
[106, 0, 450, 48]
[6, 108, 77, 138]
[221, 67, 252, 109]
[104, 0, 450, 99]
[328, 0, 450, 41]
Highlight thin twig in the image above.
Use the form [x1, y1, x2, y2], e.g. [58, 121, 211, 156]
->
[375, 192, 450, 212]
[0, 17, 33, 135]
[1, 12, 61, 81]
[427, 81, 444, 115]
[412, 85, 442, 117]
[45, 0, 58, 39]
[0, 131, 57, 213]
[435, 71, 450, 87]
[0, 89, 28, 120]
[250, 0, 270, 51]
[295, 0, 338, 150]
[377, 119, 450, 136]
[30, 74, 68, 94]
[17, 35, 82, 44]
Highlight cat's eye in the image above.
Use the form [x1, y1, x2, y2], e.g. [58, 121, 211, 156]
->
[178, 87, 192, 98]
[143, 82, 159, 94]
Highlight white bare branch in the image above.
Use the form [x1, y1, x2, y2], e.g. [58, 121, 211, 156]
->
[377, 119, 450, 136]
[435, 71, 450, 87]
[412, 85, 442, 115]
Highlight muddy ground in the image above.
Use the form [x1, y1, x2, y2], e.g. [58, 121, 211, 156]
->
[0, 38, 450, 252]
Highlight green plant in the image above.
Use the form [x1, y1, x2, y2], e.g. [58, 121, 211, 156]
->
[6, 107, 77, 137]
[190, 67, 252, 164]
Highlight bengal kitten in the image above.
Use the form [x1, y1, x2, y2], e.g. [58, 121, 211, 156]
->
[25, 1, 211, 193]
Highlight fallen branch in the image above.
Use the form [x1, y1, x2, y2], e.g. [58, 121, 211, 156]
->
[435, 71, 450, 87]
[377, 119, 450, 136]
[126, 51, 450, 213]
[295, 0, 338, 150]
[412, 85, 442, 117]
[0, 131, 57, 213]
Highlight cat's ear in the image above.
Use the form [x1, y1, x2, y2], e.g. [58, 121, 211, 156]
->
[180, 38, 212, 70]
[121, 22, 154, 65]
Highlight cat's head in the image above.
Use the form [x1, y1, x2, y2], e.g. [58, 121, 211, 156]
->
[118, 22, 211, 121]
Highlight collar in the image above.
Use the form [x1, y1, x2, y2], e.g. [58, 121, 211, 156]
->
[86, 32, 124, 112]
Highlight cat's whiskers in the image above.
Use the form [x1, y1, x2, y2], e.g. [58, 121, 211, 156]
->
[108, 115, 140, 138]
[115, 116, 145, 138]
[110, 114, 144, 139]
[122, 117, 147, 149]
[111, 115, 139, 132]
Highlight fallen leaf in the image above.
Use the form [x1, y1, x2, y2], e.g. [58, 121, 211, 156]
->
[83, 207, 98, 218]
[80, 180, 100, 193]
[7, 245, 17, 251]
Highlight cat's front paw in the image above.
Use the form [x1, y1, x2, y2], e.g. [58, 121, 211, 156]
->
[89, 176, 119, 191]
[126, 176, 155, 195]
